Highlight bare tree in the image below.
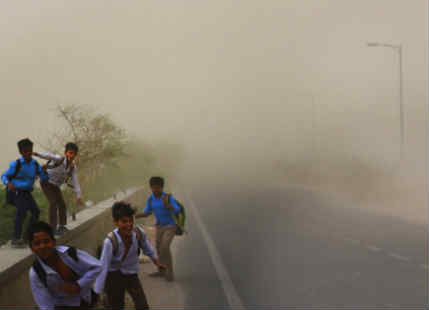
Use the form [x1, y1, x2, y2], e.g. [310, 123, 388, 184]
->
[41, 104, 128, 217]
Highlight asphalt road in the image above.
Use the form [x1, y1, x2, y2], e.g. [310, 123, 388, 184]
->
[173, 182, 428, 309]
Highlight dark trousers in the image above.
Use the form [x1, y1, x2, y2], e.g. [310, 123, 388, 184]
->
[105, 271, 149, 310]
[10, 190, 40, 240]
[41, 181, 67, 228]
[54, 299, 91, 310]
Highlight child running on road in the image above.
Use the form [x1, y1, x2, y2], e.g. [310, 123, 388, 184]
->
[94, 201, 164, 310]
[135, 176, 181, 282]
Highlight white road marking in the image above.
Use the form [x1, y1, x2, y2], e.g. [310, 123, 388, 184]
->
[387, 252, 410, 262]
[183, 192, 245, 309]
[341, 236, 421, 269]
[366, 245, 382, 252]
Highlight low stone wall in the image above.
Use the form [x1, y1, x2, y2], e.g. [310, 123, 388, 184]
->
[0, 187, 146, 308]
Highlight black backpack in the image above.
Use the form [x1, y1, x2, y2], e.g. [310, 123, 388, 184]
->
[4, 159, 40, 206]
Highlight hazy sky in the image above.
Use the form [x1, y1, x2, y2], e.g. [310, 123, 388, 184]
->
[0, 1, 427, 189]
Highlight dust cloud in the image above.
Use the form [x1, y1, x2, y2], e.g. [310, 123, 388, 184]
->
[0, 1, 427, 225]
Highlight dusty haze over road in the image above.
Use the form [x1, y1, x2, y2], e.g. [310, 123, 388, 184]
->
[0, 1, 426, 218]
[0, 2, 428, 306]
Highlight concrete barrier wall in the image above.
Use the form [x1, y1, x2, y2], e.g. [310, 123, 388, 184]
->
[0, 187, 147, 308]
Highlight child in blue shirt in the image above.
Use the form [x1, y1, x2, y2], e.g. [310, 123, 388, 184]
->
[135, 176, 181, 281]
[1, 138, 48, 248]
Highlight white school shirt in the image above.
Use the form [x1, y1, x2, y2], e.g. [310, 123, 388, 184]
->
[93, 226, 156, 294]
[29, 246, 102, 310]
[36, 152, 82, 199]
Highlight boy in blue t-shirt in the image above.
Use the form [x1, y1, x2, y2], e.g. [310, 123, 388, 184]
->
[135, 176, 180, 281]
[1, 138, 48, 248]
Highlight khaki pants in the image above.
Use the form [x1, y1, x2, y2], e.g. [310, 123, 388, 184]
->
[155, 225, 176, 278]
[41, 181, 67, 229]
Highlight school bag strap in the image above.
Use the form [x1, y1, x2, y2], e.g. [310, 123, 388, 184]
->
[106, 228, 142, 258]
[148, 193, 171, 210]
[8, 159, 22, 181]
[134, 226, 143, 243]
[107, 232, 119, 257]
[166, 193, 186, 235]
[134, 227, 142, 256]
[66, 246, 79, 262]
[32, 246, 79, 288]
[32, 259, 48, 288]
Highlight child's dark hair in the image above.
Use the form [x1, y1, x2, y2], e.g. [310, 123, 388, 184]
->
[65, 142, 79, 153]
[26, 221, 55, 246]
[112, 201, 135, 221]
[17, 138, 33, 153]
[149, 176, 164, 187]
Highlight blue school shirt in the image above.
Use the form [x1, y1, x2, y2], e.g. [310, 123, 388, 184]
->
[93, 226, 156, 294]
[1, 157, 48, 191]
[29, 246, 102, 310]
[143, 193, 180, 226]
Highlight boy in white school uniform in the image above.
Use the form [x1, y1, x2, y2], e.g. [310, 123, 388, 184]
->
[33, 142, 83, 236]
[94, 201, 164, 310]
[27, 221, 102, 310]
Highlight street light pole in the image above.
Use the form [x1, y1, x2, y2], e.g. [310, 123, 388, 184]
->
[367, 42, 404, 160]
[398, 44, 403, 161]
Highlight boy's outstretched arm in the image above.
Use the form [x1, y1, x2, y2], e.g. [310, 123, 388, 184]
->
[135, 198, 153, 219]
[137, 226, 166, 268]
[75, 249, 103, 292]
[33, 151, 63, 162]
[135, 212, 150, 219]
[93, 239, 113, 294]
[36, 161, 49, 182]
